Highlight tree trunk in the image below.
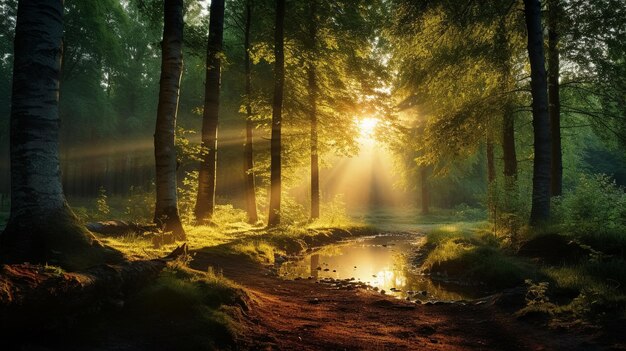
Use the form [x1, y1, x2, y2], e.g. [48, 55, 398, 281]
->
[0, 0, 113, 270]
[523, 0, 552, 225]
[243, 0, 258, 224]
[195, 0, 225, 222]
[548, 0, 562, 197]
[154, 0, 185, 240]
[502, 106, 518, 180]
[308, 0, 320, 221]
[420, 166, 430, 215]
[268, 0, 286, 227]
[487, 140, 496, 184]
[486, 140, 496, 218]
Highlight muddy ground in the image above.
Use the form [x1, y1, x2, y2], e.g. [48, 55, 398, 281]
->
[191, 249, 619, 351]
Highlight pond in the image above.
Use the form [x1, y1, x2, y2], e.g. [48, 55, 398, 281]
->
[278, 233, 488, 302]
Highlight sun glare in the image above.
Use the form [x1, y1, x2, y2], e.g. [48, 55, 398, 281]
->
[357, 117, 380, 140]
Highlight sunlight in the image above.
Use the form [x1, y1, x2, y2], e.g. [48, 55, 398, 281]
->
[356, 117, 380, 142]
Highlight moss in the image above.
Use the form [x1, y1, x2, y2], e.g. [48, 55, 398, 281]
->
[118, 266, 247, 350]
[421, 224, 538, 289]
[1, 205, 123, 270]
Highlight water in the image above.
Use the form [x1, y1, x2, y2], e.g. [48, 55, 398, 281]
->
[278, 233, 485, 302]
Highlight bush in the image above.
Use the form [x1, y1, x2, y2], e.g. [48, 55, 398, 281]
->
[557, 174, 626, 234]
[313, 195, 353, 228]
[453, 203, 487, 221]
[124, 185, 155, 223]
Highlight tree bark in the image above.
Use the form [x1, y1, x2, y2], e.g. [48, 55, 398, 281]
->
[195, 0, 225, 222]
[548, 0, 562, 197]
[0, 0, 113, 270]
[502, 105, 518, 180]
[523, 0, 552, 225]
[308, 0, 320, 221]
[243, 0, 258, 224]
[487, 140, 496, 184]
[268, 0, 286, 227]
[154, 0, 185, 240]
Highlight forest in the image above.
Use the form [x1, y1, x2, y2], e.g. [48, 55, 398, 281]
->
[0, 0, 625, 350]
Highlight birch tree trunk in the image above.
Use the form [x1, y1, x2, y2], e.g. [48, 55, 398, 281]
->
[523, 0, 552, 225]
[154, 0, 185, 240]
[268, 0, 286, 227]
[195, 0, 225, 222]
[0, 0, 116, 270]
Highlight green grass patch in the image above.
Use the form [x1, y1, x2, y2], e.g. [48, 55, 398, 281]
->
[420, 224, 539, 289]
[112, 264, 248, 350]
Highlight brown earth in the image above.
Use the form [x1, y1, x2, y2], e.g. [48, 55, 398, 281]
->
[190, 250, 613, 351]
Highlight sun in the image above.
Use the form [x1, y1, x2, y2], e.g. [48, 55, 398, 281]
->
[356, 117, 380, 139]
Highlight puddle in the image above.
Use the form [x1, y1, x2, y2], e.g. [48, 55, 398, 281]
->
[278, 233, 487, 302]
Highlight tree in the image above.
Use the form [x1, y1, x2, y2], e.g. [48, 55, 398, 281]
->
[0, 0, 116, 269]
[196, 0, 225, 222]
[523, 0, 552, 224]
[268, 0, 286, 227]
[154, 0, 186, 240]
[548, 0, 562, 197]
[308, 0, 320, 220]
[242, 0, 259, 224]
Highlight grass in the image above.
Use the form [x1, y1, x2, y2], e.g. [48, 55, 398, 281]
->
[115, 264, 248, 350]
[419, 221, 626, 325]
[420, 224, 538, 289]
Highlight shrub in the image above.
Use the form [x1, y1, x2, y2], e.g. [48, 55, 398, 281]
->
[124, 185, 155, 223]
[557, 174, 626, 235]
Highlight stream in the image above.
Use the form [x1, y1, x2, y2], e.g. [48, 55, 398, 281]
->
[278, 233, 489, 302]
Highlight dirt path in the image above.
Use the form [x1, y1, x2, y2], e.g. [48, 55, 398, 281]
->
[190, 250, 604, 351]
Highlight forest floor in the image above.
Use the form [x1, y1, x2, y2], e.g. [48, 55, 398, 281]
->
[189, 241, 614, 351]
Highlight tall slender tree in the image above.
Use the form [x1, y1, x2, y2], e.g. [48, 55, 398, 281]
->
[154, 0, 185, 240]
[195, 0, 225, 222]
[243, 0, 258, 224]
[268, 0, 286, 227]
[0, 0, 115, 269]
[308, 0, 320, 220]
[523, 0, 552, 224]
[548, 0, 562, 196]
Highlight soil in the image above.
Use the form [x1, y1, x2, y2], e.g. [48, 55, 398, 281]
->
[190, 250, 616, 351]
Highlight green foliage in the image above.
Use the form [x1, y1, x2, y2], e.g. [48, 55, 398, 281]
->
[124, 186, 155, 223]
[554, 174, 626, 235]
[96, 187, 110, 216]
[178, 171, 199, 225]
[313, 195, 354, 228]
[524, 279, 552, 306]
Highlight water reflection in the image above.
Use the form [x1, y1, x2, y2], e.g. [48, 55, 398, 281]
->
[279, 234, 483, 301]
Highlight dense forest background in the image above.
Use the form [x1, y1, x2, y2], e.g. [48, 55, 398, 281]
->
[0, 0, 624, 224]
